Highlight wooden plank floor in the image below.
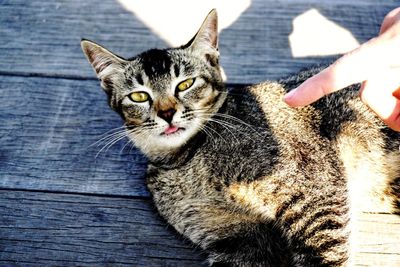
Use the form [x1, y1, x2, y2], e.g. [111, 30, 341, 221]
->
[1, 0, 400, 265]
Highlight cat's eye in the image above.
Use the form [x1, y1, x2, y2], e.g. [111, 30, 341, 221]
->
[129, 91, 150, 102]
[177, 78, 195, 92]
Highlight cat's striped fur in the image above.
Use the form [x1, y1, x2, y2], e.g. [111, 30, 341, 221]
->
[82, 9, 400, 266]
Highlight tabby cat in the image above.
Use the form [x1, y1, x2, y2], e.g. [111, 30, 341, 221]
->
[81, 9, 400, 266]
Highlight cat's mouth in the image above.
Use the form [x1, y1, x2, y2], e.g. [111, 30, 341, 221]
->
[161, 125, 185, 136]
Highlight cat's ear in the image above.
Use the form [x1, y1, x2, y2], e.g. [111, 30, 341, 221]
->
[81, 39, 126, 90]
[185, 9, 219, 65]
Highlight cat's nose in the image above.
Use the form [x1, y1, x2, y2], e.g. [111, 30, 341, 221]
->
[157, 108, 176, 124]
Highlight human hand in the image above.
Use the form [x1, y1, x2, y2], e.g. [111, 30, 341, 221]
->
[284, 7, 400, 131]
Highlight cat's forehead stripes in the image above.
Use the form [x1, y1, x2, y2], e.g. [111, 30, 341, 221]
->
[134, 49, 198, 82]
[138, 49, 172, 79]
[135, 73, 144, 86]
[173, 64, 180, 77]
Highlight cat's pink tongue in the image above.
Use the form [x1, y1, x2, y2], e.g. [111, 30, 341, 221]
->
[164, 125, 179, 135]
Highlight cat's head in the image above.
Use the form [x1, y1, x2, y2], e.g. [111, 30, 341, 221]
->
[81, 10, 226, 156]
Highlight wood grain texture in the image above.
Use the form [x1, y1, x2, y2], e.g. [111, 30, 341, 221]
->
[0, 75, 149, 197]
[0, 190, 399, 265]
[1, 0, 398, 83]
[0, 190, 205, 266]
[353, 213, 400, 266]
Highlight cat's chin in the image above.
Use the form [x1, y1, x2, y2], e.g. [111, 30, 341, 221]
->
[158, 126, 194, 147]
[130, 124, 200, 156]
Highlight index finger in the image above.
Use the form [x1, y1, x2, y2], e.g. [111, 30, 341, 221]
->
[284, 37, 391, 107]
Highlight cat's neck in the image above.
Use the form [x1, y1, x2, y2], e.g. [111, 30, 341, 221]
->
[146, 130, 207, 169]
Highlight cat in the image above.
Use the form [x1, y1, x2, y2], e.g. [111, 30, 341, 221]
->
[81, 9, 400, 266]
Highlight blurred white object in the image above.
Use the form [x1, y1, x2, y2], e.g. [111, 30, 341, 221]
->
[289, 9, 360, 57]
[117, 0, 251, 46]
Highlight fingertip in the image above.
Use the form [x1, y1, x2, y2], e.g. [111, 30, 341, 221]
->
[283, 79, 320, 107]
[283, 86, 311, 107]
[283, 88, 298, 106]
[283, 84, 314, 107]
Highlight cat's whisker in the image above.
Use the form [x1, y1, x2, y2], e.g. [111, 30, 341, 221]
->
[196, 123, 217, 143]
[199, 121, 227, 144]
[89, 126, 128, 148]
[94, 130, 131, 148]
[204, 116, 239, 131]
[95, 130, 132, 158]
[90, 123, 153, 148]
[187, 109, 240, 125]
[187, 110, 242, 141]
[213, 113, 263, 136]
[121, 128, 141, 155]
[202, 111, 263, 137]
[92, 132, 130, 158]
[206, 118, 240, 143]
[128, 127, 158, 153]
[103, 133, 131, 153]
[97, 124, 127, 137]
[97, 123, 126, 131]
[119, 133, 136, 154]
[199, 124, 215, 140]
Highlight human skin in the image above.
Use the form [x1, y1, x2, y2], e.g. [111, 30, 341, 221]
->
[284, 7, 400, 131]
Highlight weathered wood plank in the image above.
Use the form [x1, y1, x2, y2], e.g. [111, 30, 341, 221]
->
[0, 190, 399, 265]
[1, 0, 398, 83]
[0, 75, 148, 197]
[0, 190, 205, 266]
[352, 213, 400, 266]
